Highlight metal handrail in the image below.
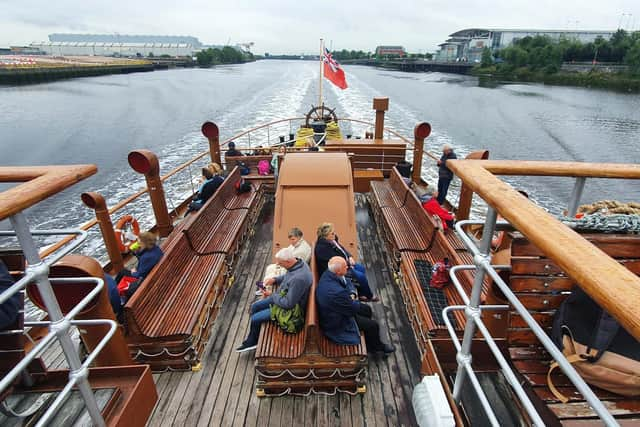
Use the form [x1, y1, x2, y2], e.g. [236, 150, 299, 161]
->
[445, 218, 620, 426]
[0, 220, 113, 427]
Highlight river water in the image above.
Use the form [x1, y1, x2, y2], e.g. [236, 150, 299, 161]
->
[1, 60, 639, 254]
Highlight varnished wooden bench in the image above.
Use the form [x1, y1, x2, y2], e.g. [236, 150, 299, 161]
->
[368, 167, 490, 345]
[182, 167, 263, 271]
[124, 167, 263, 371]
[501, 232, 640, 423]
[225, 155, 274, 186]
[254, 257, 367, 396]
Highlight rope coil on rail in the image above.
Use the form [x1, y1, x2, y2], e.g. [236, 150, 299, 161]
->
[559, 213, 640, 233]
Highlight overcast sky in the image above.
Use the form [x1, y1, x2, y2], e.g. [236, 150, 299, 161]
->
[1, 0, 639, 54]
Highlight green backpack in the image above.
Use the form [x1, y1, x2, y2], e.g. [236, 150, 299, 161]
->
[270, 303, 305, 334]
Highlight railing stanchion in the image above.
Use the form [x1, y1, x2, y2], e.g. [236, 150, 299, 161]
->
[9, 213, 106, 427]
[568, 177, 586, 217]
[452, 207, 497, 403]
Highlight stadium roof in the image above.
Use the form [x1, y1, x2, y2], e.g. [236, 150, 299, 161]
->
[449, 28, 615, 37]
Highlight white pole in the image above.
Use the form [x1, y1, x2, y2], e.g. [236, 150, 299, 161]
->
[319, 38, 324, 108]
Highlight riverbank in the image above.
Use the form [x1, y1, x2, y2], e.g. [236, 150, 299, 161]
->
[0, 63, 157, 85]
[472, 66, 640, 92]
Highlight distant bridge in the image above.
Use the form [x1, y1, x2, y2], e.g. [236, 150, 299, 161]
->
[341, 59, 474, 75]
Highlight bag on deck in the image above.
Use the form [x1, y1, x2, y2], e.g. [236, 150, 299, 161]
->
[257, 159, 271, 176]
[270, 303, 305, 334]
[117, 276, 138, 297]
[430, 258, 450, 289]
[237, 161, 250, 175]
[547, 286, 640, 401]
[235, 178, 252, 194]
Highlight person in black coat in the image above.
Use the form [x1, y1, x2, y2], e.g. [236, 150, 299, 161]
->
[225, 141, 244, 157]
[0, 260, 21, 330]
[314, 222, 378, 302]
[187, 166, 224, 213]
[437, 144, 457, 205]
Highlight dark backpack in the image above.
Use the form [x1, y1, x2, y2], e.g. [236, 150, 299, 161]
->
[235, 178, 252, 194]
[548, 286, 640, 401]
[237, 161, 250, 175]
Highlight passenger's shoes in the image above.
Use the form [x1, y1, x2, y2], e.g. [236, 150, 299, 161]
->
[236, 341, 257, 353]
[378, 343, 395, 355]
[359, 296, 380, 302]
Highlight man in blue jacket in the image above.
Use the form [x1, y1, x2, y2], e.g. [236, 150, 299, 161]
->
[316, 257, 395, 354]
[236, 246, 312, 353]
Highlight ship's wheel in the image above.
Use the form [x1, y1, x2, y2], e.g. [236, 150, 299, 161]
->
[305, 105, 338, 127]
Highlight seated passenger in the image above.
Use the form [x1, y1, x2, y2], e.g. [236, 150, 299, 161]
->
[415, 186, 455, 231]
[226, 141, 244, 157]
[115, 231, 163, 300]
[316, 257, 395, 354]
[258, 227, 312, 296]
[236, 247, 313, 352]
[288, 227, 312, 264]
[314, 222, 378, 302]
[187, 165, 224, 213]
[0, 260, 21, 330]
[252, 145, 269, 156]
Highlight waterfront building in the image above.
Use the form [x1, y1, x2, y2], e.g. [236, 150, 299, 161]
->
[436, 28, 615, 62]
[30, 34, 207, 57]
[375, 46, 406, 57]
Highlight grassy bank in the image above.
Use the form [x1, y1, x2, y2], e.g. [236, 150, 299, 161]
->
[473, 66, 640, 92]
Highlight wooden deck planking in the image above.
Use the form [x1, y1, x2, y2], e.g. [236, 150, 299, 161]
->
[146, 195, 420, 426]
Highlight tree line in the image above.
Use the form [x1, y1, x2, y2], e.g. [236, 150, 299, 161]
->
[196, 46, 254, 66]
[482, 29, 640, 74]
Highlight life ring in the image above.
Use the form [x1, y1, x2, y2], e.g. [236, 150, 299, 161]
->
[114, 215, 140, 253]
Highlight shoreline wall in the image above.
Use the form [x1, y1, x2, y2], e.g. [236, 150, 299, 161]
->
[0, 63, 157, 85]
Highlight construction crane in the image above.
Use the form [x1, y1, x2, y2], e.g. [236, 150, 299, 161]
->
[239, 42, 254, 52]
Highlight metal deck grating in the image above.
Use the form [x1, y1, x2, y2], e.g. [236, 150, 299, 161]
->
[413, 259, 457, 328]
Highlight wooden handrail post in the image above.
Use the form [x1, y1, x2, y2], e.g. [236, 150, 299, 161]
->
[412, 123, 432, 183]
[80, 192, 124, 273]
[128, 150, 173, 237]
[373, 97, 389, 140]
[456, 150, 490, 221]
[201, 121, 221, 166]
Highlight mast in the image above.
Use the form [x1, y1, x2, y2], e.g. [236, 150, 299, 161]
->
[319, 38, 324, 109]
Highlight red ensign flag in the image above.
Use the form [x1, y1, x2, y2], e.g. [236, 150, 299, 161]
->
[322, 48, 348, 90]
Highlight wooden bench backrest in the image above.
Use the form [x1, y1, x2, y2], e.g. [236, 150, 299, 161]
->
[225, 155, 273, 174]
[272, 152, 358, 259]
[322, 143, 406, 177]
[506, 233, 640, 348]
[182, 167, 242, 253]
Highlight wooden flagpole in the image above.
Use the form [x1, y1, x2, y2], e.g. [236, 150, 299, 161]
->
[319, 38, 324, 108]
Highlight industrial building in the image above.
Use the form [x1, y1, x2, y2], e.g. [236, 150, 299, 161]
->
[436, 28, 615, 62]
[30, 34, 206, 57]
[375, 46, 406, 57]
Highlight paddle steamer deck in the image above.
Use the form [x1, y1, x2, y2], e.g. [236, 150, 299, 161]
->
[43, 195, 421, 426]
